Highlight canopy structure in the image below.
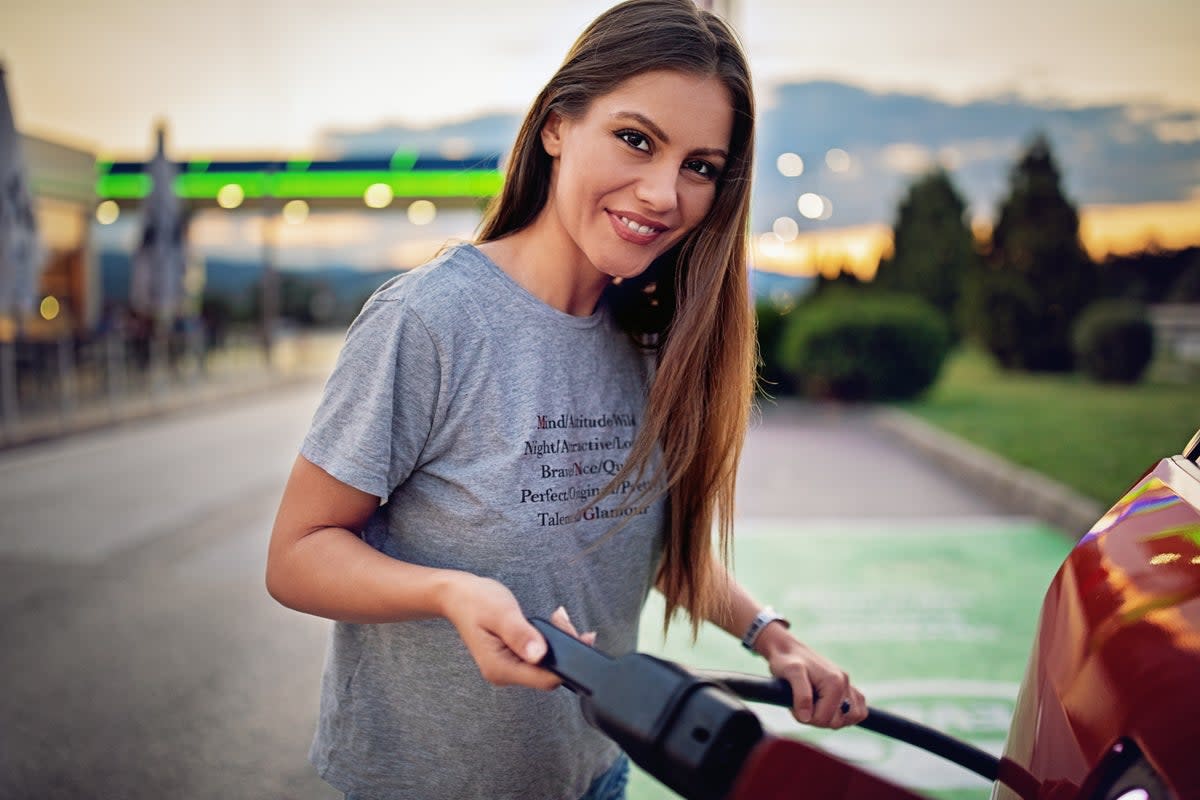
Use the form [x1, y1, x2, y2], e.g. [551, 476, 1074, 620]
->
[96, 151, 504, 212]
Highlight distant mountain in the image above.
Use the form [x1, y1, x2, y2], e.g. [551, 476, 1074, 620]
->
[100, 250, 803, 315]
[321, 79, 1200, 233]
[100, 251, 398, 320]
[319, 112, 523, 159]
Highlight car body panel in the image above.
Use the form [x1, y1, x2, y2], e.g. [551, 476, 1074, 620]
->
[994, 453, 1200, 800]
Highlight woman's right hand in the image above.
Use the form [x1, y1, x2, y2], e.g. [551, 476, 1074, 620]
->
[441, 574, 580, 690]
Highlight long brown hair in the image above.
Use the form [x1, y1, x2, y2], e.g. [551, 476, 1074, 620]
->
[477, 0, 757, 636]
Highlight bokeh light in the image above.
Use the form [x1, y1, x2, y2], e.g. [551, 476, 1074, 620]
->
[757, 232, 786, 260]
[283, 199, 310, 224]
[217, 183, 245, 209]
[407, 199, 437, 225]
[818, 195, 834, 221]
[776, 152, 804, 178]
[797, 193, 825, 220]
[772, 216, 799, 242]
[364, 183, 394, 209]
[40, 296, 60, 321]
[826, 148, 852, 173]
[95, 200, 120, 225]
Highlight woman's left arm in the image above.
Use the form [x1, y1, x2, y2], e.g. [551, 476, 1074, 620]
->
[706, 558, 868, 729]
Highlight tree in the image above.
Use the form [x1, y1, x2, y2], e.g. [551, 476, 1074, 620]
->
[979, 132, 1095, 371]
[873, 168, 979, 338]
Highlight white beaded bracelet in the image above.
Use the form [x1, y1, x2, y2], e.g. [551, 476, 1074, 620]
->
[741, 606, 791, 651]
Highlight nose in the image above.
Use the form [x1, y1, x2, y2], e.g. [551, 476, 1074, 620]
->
[633, 163, 679, 214]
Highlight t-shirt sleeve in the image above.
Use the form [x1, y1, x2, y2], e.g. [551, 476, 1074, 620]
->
[300, 294, 441, 499]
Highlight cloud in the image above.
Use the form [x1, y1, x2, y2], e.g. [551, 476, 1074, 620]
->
[877, 143, 935, 175]
[1154, 119, 1200, 143]
[750, 81, 1200, 230]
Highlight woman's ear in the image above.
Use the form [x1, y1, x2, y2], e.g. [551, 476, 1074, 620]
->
[541, 111, 565, 158]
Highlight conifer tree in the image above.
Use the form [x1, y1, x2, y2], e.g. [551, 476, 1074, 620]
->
[874, 168, 978, 337]
[983, 132, 1094, 371]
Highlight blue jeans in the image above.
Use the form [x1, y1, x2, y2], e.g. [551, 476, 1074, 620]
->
[579, 755, 629, 800]
[344, 755, 629, 800]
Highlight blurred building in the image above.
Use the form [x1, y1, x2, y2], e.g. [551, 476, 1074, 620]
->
[23, 132, 99, 338]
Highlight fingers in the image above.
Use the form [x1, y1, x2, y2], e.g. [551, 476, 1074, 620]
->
[550, 605, 581, 638]
[458, 596, 601, 691]
[787, 670, 814, 724]
[476, 616, 560, 690]
[809, 674, 867, 730]
[551, 605, 598, 646]
[842, 686, 869, 726]
[497, 612, 548, 665]
[774, 658, 863, 729]
[474, 605, 597, 691]
[475, 637, 562, 690]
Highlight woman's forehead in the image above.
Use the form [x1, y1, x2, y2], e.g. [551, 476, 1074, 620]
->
[587, 70, 734, 152]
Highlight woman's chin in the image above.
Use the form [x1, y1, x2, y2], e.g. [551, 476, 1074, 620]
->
[595, 255, 656, 283]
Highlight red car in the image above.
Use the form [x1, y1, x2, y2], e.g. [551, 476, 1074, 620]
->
[989, 427, 1200, 800]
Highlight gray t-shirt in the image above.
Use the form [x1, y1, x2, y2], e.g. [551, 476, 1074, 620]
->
[300, 243, 666, 799]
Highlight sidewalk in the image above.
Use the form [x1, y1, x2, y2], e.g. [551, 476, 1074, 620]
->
[871, 408, 1104, 538]
[0, 330, 344, 451]
[739, 398, 1104, 538]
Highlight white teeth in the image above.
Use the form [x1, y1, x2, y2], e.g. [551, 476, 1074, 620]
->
[618, 216, 657, 236]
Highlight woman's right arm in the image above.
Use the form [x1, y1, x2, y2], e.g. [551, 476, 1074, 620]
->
[265, 454, 561, 689]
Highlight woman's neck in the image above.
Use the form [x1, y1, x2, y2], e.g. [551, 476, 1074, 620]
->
[476, 213, 610, 317]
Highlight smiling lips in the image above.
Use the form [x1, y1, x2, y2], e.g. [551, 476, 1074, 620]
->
[608, 210, 669, 245]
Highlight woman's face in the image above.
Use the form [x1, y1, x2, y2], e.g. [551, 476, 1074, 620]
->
[541, 69, 735, 282]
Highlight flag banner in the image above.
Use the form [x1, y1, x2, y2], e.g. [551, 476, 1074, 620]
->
[131, 125, 186, 321]
[0, 65, 45, 319]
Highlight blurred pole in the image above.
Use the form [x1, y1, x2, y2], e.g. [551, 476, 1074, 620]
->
[150, 319, 168, 397]
[0, 320, 17, 431]
[260, 193, 279, 368]
[132, 122, 185, 397]
[188, 316, 205, 382]
[105, 325, 126, 414]
[57, 330, 76, 422]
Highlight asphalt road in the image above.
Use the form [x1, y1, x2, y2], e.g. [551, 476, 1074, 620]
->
[0, 381, 339, 800]
[0, 383, 1011, 799]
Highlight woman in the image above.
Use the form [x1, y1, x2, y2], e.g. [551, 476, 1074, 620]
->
[266, 1, 867, 797]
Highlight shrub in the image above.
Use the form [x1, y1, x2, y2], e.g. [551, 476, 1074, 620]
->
[1072, 300, 1155, 384]
[777, 292, 952, 401]
[960, 269, 1037, 369]
[961, 267, 1084, 371]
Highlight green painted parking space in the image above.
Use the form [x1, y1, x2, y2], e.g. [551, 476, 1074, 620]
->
[626, 518, 1076, 800]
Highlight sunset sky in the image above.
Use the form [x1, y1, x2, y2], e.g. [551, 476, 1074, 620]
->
[4, 0, 1200, 274]
[5, 0, 1198, 156]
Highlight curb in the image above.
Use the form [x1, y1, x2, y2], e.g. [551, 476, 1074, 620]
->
[871, 407, 1105, 539]
[0, 371, 321, 453]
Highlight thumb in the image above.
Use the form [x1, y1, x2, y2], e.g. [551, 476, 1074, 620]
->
[500, 617, 547, 665]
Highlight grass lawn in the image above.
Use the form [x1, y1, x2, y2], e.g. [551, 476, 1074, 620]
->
[901, 347, 1199, 505]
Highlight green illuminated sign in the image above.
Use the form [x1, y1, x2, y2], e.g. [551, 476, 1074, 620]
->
[96, 164, 503, 201]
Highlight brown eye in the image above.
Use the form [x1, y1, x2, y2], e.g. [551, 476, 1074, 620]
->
[617, 130, 651, 152]
[685, 159, 718, 180]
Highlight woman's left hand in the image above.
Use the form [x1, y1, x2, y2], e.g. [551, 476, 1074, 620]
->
[755, 622, 867, 729]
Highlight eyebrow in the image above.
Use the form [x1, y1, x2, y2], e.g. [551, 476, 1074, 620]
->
[611, 111, 729, 160]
